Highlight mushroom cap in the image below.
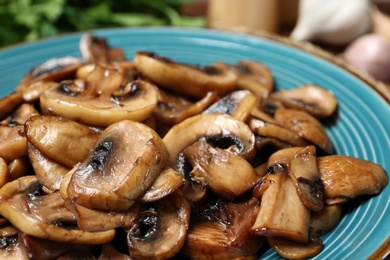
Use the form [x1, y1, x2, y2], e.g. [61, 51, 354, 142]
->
[63, 120, 169, 211]
[134, 51, 238, 98]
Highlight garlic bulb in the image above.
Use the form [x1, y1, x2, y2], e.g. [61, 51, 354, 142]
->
[291, 0, 372, 46]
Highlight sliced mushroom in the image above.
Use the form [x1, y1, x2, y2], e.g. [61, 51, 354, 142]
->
[232, 60, 273, 99]
[267, 228, 323, 259]
[40, 64, 158, 127]
[0, 176, 116, 244]
[27, 142, 70, 191]
[288, 146, 324, 212]
[138, 167, 184, 203]
[134, 51, 238, 98]
[310, 204, 343, 236]
[154, 88, 218, 126]
[250, 166, 311, 243]
[317, 155, 388, 203]
[18, 232, 100, 260]
[163, 113, 256, 169]
[0, 92, 24, 121]
[7, 156, 32, 182]
[1, 103, 39, 126]
[16, 56, 83, 91]
[179, 140, 260, 200]
[268, 84, 338, 118]
[274, 108, 333, 154]
[62, 120, 169, 211]
[180, 198, 263, 259]
[0, 157, 8, 188]
[21, 81, 58, 103]
[64, 200, 138, 232]
[127, 190, 190, 260]
[79, 33, 126, 64]
[25, 115, 100, 169]
[0, 125, 26, 164]
[98, 244, 131, 260]
[203, 90, 257, 122]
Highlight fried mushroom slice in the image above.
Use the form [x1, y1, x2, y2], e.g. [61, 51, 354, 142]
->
[0, 157, 8, 188]
[134, 51, 237, 98]
[180, 198, 262, 259]
[16, 56, 83, 92]
[0, 176, 115, 244]
[163, 113, 256, 169]
[0, 125, 26, 164]
[62, 120, 169, 211]
[154, 88, 219, 126]
[25, 115, 100, 169]
[127, 190, 190, 260]
[317, 155, 388, 203]
[0, 92, 24, 121]
[203, 90, 257, 122]
[274, 108, 333, 154]
[40, 64, 158, 127]
[268, 84, 338, 118]
[310, 204, 343, 236]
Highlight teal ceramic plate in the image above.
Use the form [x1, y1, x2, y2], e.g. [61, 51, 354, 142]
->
[1, 27, 389, 259]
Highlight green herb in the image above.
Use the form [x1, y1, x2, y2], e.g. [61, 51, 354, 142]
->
[0, 0, 205, 47]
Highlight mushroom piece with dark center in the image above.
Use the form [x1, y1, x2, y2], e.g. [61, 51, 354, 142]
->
[134, 51, 238, 98]
[127, 190, 190, 260]
[61, 120, 169, 211]
[267, 84, 338, 118]
[40, 64, 159, 127]
[0, 176, 116, 244]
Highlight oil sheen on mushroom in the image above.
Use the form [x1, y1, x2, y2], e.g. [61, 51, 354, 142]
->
[62, 120, 169, 211]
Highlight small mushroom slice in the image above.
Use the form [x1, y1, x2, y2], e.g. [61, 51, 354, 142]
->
[203, 90, 257, 122]
[134, 51, 238, 98]
[79, 33, 126, 64]
[64, 200, 138, 232]
[250, 166, 311, 243]
[180, 198, 263, 259]
[163, 113, 256, 168]
[232, 60, 273, 99]
[274, 108, 333, 154]
[127, 190, 190, 260]
[25, 115, 100, 168]
[7, 156, 32, 182]
[1, 103, 39, 126]
[0, 176, 116, 244]
[317, 155, 388, 203]
[62, 120, 169, 211]
[268, 84, 338, 118]
[180, 140, 260, 200]
[288, 146, 324, 212]
[21, 81, 58, 103]
[138, 167, 184, 203]
[0, 157, 8, 188]
[267, 228, 323, 259]
[154, 88, 219, 126]
[0, 92, 24, 121]
[0, 125, 26, 164]
[40, 64, 158, 127]
[27, 142, 70, 191]
[16, 56, 83, 91]
[18, 232, 100, 260]
[310, 204, 343, 236]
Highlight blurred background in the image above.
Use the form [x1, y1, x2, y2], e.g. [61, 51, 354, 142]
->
[1, 0, 390, 84]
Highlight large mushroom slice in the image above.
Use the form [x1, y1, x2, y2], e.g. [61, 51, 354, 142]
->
[127, 190, 190, 260]
[16, 56, 83, 91]
[250, 165, 311, 244]
[25, 115, 100, 169]
[62, 120, 169, 211]
[267, 84, 338, 118]
[317, 155, 388, 203]
[134, 51, 238, 98]
[180, 140, 260, 200]
[40, 64, 158, 127]
[163, 113, 256, 168]
[0, 176, 116, 244]
[180, 197, 263, 259]
[274, 108, 333, 154]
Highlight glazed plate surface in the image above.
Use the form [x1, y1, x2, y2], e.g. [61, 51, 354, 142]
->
[0, 27, 389, 259]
